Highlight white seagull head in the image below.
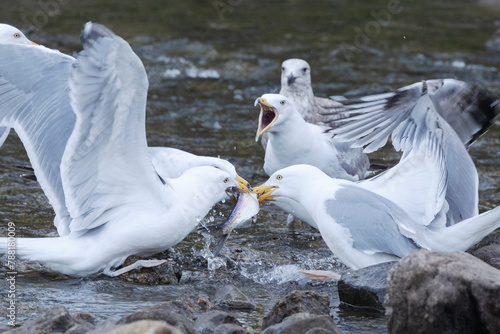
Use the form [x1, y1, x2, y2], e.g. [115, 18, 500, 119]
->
[0, 23, 37, 45]
[280, 58, 312, 91]
[254, 93, 300, 141]
[253, 164, 326, 203]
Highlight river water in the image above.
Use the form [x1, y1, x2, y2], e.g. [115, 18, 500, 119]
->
[1, 0, 500, 332]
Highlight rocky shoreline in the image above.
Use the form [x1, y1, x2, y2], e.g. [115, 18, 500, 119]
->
[3, 230, 499, 334]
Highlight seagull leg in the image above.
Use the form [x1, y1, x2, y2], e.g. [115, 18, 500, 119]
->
[107, 259, 168, 277]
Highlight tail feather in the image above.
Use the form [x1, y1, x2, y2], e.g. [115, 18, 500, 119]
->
[418, 206, 500, 252]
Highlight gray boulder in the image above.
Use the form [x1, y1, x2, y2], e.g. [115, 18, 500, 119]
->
[262, 313, 341, 334]
[213, 323, 249, 334]
[213, 285, 256, 311]
[193, 310, 241, 334]
[86, 320, 182, 334]
[260, 290, 331, 330]
[338, 261, 396, 310]
[9, 305, 77, 334]
[116, 301, 195, 334]
[386, 250, 500, 334]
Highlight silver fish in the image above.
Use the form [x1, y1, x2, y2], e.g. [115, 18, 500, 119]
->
[201, 188, 260, 257]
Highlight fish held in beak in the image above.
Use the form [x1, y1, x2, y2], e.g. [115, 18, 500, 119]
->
[252, 183, 278, 203]
[200, 187, 260, 257]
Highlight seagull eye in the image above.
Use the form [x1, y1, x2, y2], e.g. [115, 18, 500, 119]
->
[302, 67, 308, 73]
[280, 100, 286, 105]
[213, 165, 220, 169]
[223, 177, 229, 183]
[13, 33, 21, 38]
[281, 67, 285, 72]
[276, 174, 283, 181]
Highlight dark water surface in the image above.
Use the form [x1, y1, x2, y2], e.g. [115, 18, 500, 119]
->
[1, 0, 500, 332]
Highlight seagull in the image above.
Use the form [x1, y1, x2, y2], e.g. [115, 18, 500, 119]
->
[0, 23, 248, 237]
[279, 58, 344, 124]
[255, 94, 369, 182]
[253, 163, 500, 270]
[253, 95, 500, 268]
[259, 58, 346, 150]
[0, 22, 250, 277]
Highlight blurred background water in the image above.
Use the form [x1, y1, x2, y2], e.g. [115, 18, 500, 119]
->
[0, 0, 499, 332]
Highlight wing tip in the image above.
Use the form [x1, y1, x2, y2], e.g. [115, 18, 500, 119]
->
[81, 22, 115, 46]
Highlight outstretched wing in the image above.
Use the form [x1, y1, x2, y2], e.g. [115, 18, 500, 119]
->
[359, 98, 449, 228]
[356, 95, 478, 226]
[61, 22, 174, 235]
[325, 79, 499, 151]
[0, 43, 76, 235]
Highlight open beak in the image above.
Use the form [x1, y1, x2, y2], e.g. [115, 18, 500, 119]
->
[254, 97, 278, 142]
[236, 174, 251, 193]
[252, 183, 278, 203]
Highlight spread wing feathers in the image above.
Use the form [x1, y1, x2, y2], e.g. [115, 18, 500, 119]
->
[0, 43, 76, 235]
[324, 79, 500, 151]
[61, 22, 173, 234]
[0, 127, 9, 147]
[359, 113, 448, 229]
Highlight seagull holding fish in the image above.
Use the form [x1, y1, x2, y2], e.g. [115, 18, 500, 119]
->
[0, 22, 252, 277]
[253, 93, 500, 269]
[0, 23, 249, 235]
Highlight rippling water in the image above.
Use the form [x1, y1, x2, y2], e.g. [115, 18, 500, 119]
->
[1, 1, 500, 332]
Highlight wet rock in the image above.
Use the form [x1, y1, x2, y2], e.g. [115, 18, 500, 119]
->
[10, 305, 77, 333]
[213, 285, 256, 311]
[64, 322, 95, 334]
[118, 259, 180, 285]
[86, 320, 181, 334]
[213, 324, 249, 334]
[386, 250, 500, 334]
[73, 312, 98, 326]
[116, 302, 195, 334]
[470, 244, 500, 269]
[193, 310, 241, 334]
[261, 313, 341, 334]
[468, 229, 500, 269]
[176, 294, 212, 312]
[337, 261, 396, 310]
[261, 290, 331, 330]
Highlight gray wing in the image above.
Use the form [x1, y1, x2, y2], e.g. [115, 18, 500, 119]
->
[61, 22, 174, 234]
[332, 140, 369, 180]
[360, 115, 448, 228]
[0, 127, 9, 147]
[325, 79, 499, 150]
[0, 43, 76, 235]
[325, 187, 418, 257]
[352, 94, 478, 225]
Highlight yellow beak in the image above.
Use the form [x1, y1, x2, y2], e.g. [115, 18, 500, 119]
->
[255, 97, 278, 142]
[252, 183, 278, 203]
[236, 174, 251, 193]
[30, 40, 39, 46]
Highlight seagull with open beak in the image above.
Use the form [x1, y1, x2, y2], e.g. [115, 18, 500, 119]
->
[255, 94, 369, 182]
